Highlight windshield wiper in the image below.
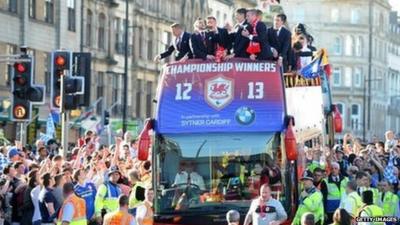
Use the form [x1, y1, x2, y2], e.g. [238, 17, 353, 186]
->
[195, 140, 207, 158]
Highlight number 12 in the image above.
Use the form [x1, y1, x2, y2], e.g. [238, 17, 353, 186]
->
[175, 83, 192, 100]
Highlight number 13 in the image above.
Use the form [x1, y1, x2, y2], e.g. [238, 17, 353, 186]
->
[248, 82, 264, 99]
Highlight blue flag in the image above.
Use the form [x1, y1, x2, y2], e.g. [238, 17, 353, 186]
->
[51, 110, 60, 124]
[384, 152, 398, 184]
[300, 55, 323, 79]
[46, 113, 56, 138]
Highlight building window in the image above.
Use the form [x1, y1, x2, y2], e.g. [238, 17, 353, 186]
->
[5, 45, 17, 86]
[344, 67, 352, 87]
[331, 8, 339, 23]
[45, 0, 54, 23]
[223, 13, 227, 26]
[97, 72, 104, 113]
[67, 0, 75, 31]
[162, 31, 172, 63]
[333, 67, 341, 86]
[112, 75, 119, 115]
[345, 35, 355, 56]
[139, 27, 144, 59]
[351, 9, 360, 24]
[147, 28, 154, 60]
[354, 67, 362, 87]
[98, 13, 106, 50]
[146, 81, 153, 117]
[8, 0, 17, 13]
[336, 103, 345, 129]
[29, 0, 36, 18]
[86, 10, 92, 47]
[356, 36, 363, 57]
[333, 37, 342, 55]
[351, 104, 360, 131]
[136, 79, 142, 117]
[44, 53, 50, 96]
[114, 17, 123, 54]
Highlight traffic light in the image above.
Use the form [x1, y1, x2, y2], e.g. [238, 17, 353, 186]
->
[103, 110, 110, 126]
[11, 55, 44, 121]
[63, 76, 84, 110]
[72, 53, 91, 107]
[50, 51, 72, 110]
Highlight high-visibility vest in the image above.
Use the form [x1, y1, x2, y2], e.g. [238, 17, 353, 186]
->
[95, 182, 122, 216]
[142, 201, 154, 225]
[324, 177, 348, 213]
[103, 210, 134, 225]
[341, 191, 363, 217]
[129, 181, 146, 209]
[292, 188, 324, 225]
[359, 204, 384, 225]
[57, 194, 87, 225]
[379, 191, 399, 216]
[358, 187, 379, 205]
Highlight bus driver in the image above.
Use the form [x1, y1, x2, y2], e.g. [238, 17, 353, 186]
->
[173, 160, 205, 190]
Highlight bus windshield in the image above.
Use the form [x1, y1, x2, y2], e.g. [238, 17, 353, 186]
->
[154, 132, 288, 215]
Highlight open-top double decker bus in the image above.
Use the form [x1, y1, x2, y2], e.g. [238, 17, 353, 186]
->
[136, 58, 338, 225]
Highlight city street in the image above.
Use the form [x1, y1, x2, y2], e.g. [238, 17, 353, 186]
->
[0, 0, 399, 225]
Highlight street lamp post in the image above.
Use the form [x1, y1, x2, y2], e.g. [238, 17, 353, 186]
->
[363, 78, 382, 142]
[123, 0, 129, 134]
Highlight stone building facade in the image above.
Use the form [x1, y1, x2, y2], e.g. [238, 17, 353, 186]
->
[0, 0, 209, 142]
[282, 0, 396, 140]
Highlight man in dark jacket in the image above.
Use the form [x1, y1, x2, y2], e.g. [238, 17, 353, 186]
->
[190, 18, 219, 60]
[155, 23, 193, 62]
[241, 9, 277, 60]
[267, 13, 291, 72]
[227, 8, 253, 58]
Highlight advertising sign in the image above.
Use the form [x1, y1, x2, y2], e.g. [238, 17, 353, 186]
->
[155, 59, 285, 134]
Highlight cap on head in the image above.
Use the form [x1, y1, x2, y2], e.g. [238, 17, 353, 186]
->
[8, 147, 20, 159]
[108, 166, 121, 177]
[301, 170, 314, 181]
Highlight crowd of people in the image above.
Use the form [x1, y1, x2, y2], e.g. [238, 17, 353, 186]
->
[230, 131, 400, 225]
[0, 130, 153, 225]
[154, 8, 317, 73]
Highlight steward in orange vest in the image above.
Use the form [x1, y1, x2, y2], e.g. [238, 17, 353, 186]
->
[57, 183, 87, 225]
[103, 195, 135, 225]
[136, 188, 154, 225]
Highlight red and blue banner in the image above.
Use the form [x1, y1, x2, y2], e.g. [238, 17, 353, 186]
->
[155, 59, 286, 134]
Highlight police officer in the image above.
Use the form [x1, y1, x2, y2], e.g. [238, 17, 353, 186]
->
[103, 195, 135, 225]
[292, 170, 324, 225]
[320, 162, 348, 224]
[378, 180, 399, 217]
[57, 183, 87, 225]
[358, 190, 384, 225]
[95, 166, 122, 223]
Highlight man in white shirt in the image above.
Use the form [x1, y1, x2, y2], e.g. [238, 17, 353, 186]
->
[244, 184, 287, 225]
[173, 160, 205, 190]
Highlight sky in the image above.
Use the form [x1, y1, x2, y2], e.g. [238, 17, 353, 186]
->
[389, 0, 400, 12]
